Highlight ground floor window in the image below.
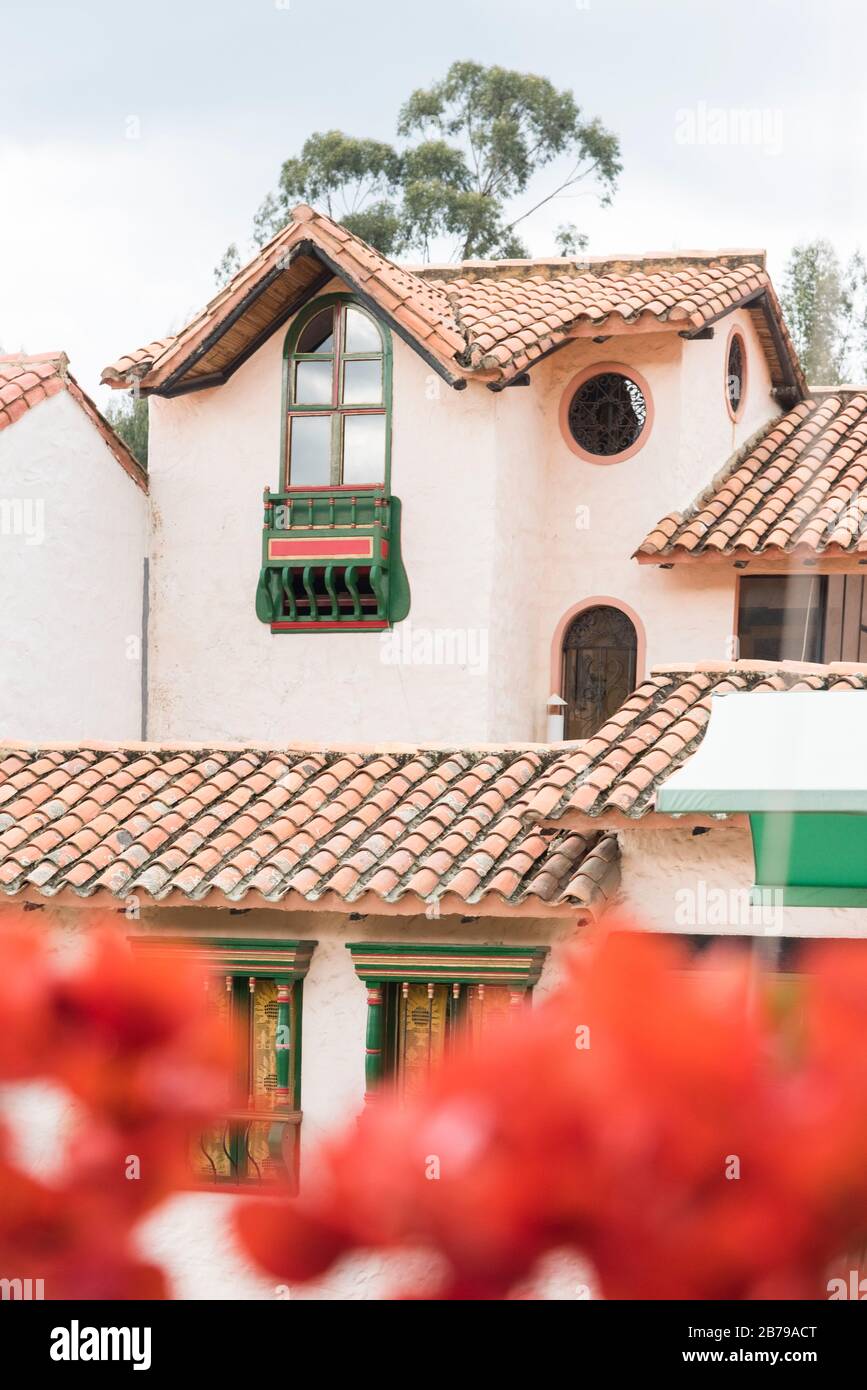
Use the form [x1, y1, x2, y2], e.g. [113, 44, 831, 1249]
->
[347, 943, 549, 1100]
[385, 980, 515, 1098]
[129, 936, 316, 1192]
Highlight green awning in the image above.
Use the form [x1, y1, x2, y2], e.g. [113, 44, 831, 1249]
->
[657, 690, 867, 907]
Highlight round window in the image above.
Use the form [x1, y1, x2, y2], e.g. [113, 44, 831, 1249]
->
[566, 370, 648, 458]
[726, 331, 746, 418]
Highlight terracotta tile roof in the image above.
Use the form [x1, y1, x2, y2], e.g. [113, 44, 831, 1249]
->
[0, 353, 147, 492]
[637, 392, 867, 562]
[0, 352, 66, 428]
[101, 206, 466, 392]
[0, 743, 619, 917]
[103, 209, 803, 395]
[522, 660, 867, 826]
[103, 338, 176, 385]
[442, 258, 770, 377]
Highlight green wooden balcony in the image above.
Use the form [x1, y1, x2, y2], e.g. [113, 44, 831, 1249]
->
[255, 484, 411, 632]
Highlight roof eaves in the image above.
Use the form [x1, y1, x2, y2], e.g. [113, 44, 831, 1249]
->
[0, 741, 616, 918]
[749, 281, 808, 401]
[635, 387, 867, 564]
[104, 206, 472, 397]
[487, 272, 795, 390]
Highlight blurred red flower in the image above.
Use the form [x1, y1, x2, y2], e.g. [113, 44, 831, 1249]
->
[0, 911, 234, 1297]
[237, 924, 867, 1300]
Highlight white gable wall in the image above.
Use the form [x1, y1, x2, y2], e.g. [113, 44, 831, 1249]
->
[0, 390, 147, 741]
[146, 281, 505, 745]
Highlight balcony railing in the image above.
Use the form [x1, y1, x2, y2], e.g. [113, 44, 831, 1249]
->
[255, 483, 410, 632]
[194, 1109, 302, 1190]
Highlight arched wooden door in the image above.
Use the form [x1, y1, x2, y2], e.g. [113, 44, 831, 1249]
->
[562, 605, 637, 739]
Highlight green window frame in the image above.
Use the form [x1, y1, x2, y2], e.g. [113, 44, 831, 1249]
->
[282, 293, 393, 490]
[129, 936, 316, 1193]
[347, 943, 548, 1101]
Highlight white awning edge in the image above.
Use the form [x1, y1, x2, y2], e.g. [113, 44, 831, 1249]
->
[656, 689, 867, 814]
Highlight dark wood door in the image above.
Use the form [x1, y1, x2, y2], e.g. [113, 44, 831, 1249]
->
[562, 606, 637, 740]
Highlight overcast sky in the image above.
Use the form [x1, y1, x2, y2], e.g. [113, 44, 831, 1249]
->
[2, 0, 866, 400]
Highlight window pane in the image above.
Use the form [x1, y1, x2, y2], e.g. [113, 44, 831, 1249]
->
[737, 575, 827, 663]
[295, 359, 333, 404]
[289, 415, 332, 485]
[466, 985, 513, 1048]
[344, 306, 382, 353]
[397, 983, 448, 1099]
[296, 308, 335, 354]
[251, 977, 279, 1109]
[342, 358, 382, 405]
[342, 414, 385, 484]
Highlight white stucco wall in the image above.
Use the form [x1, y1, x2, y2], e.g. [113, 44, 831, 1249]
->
[146, 277, 505, 745]
[146, 286, 782, 747]
[0, 391, 147, 741]
[618, 823, 867, 940]
[525, 306, 780, 737]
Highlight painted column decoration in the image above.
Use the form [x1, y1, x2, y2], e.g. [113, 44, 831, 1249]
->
[347, 942, 550, 1094]
[275, 981, 292, 1108]
[364, 982, 384, 1100]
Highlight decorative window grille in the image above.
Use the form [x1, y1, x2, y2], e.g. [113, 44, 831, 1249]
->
[567, 371, 647, 456]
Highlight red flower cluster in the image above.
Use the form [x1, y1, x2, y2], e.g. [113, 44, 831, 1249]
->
[237, 925, 867, 1299]
[0, 911, 233, 1299]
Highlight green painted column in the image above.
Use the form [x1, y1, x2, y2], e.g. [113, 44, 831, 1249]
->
[275, 981, 292, 1108]
[364, 982, 384, 1100]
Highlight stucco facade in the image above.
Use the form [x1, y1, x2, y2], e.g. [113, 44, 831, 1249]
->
[146, 287, 778, 746]
[0, 388, 147, 742]
[618, 824, 867, 941]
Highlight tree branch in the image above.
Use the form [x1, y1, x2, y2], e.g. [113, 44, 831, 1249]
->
[498, 160, 600, 236]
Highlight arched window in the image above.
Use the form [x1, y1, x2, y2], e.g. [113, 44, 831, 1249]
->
[562, 605, 637, 739]
[282, 295, 391, 488]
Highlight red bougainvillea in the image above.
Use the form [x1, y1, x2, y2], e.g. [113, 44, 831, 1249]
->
[0, 911, 233, 1299]
[237, 924, 867, 1300]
